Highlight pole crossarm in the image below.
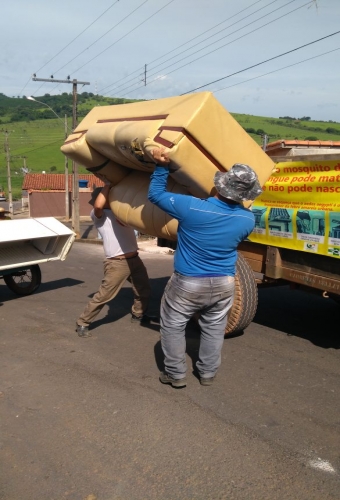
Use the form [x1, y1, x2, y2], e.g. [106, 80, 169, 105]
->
[32, 77, 90, 85]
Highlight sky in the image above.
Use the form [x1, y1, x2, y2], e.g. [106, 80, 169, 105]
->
[1, 0, 339, 122]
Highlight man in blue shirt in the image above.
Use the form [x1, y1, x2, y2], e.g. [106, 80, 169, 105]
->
[148, 147, 262, 388]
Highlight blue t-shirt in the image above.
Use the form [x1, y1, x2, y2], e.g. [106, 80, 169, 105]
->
[148, 166, 255, 277]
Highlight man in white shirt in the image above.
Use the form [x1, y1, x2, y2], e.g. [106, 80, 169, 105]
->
[76, 183, 152, 338]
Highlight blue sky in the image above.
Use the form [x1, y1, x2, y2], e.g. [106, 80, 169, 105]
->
[1, 0, 339, 121]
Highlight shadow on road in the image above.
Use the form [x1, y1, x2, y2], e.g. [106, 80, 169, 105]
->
[0, 278, 84, 302]
[38, 278, 84, 293]
[253, 285, 340, 349]
[84, 277, 169, 332]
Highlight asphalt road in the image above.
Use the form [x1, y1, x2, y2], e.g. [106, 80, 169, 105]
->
[1, 243, 340, 500]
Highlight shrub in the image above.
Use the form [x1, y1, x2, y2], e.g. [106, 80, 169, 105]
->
[326, 127, 340, 135]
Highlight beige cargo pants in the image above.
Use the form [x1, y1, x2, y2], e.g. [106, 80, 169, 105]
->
[77, 255, 151, 327]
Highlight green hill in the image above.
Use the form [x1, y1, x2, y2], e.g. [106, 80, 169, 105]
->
[1, 92, 339, 199]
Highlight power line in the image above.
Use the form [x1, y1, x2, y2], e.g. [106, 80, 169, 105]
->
[98, 0, 267, 94]
[213, 47, 340, 94]
[149, 0, 267, 67]
[9, 139, 63, 156]
[35, 1, 121, 75]
[150, 0, 285, 71]
[111, 0, 311, 98]
[71, 0, 176, 75]
[53, 0, 149, 75]
[19, 1, 120, 97]
[104, 0, 287, 95]
[181, 30, 340, 95]
[18, 76, 33, 98]
[32, 81, 48, 97]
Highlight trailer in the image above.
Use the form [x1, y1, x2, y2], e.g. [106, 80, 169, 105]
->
[0, 217, 75, 295]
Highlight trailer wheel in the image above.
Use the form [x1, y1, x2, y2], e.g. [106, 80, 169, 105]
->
[225, 252, 258, 336]
[4, 265, 41, 296]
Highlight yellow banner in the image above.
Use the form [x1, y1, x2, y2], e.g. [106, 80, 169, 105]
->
[249, 159, 340, 259]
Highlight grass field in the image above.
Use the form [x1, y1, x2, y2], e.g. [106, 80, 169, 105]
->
[233, 113, 340, 143]
[0, 118, 86, 199]
[1, 110, 339, 199]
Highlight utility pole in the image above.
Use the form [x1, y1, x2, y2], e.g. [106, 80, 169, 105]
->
[11, 155, 28, 173]
[64, 114, 69, 221]
[262, 134, 269, 151]
[4, 131, 13, 216]
[10, 155, 30, 211]
[71, 79, 80, 236]
[32, 76, 90, 237]
[142, 64, 147, 86]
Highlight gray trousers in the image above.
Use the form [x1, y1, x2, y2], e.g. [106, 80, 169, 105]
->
[160, 272, 235, 379]
[77, 256, 151, 327]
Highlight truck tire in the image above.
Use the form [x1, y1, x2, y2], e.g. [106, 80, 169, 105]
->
[225, 252, 258, 336]
[4, 265, 41, 296]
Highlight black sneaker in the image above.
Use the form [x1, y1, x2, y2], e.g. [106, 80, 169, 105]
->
[76, 324, 91, 338]
[131, 313, 159, 324]
[159, 371, 187, 388]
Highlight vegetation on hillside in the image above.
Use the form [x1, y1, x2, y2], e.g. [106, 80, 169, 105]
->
[0, 92, 339, 199]
[233, 113, 340, 144]
[0, 92, 140, 123]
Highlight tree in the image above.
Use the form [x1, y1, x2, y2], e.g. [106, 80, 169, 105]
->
[245, 127, 256, 134]
[326, 127, 340, 135]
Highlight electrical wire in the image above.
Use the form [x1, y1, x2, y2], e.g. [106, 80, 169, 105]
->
[106, 0, 284, 95]
[32, 81, 48, 97]
[98, 0, 267, 94]
[181, 30, 340, 95]
[9, 139, 64, 155]
[213, 47, 340, 94]
[18, 76, 34, 99]
[19, 1, 120, 97]
[53, 0, 149, 75]
[71, 0, 176, 74]
[151, 0, 284, 72]
[112, 0, 311, 98]
[149, 0, 266, 67]
[35, 1, 121, 75]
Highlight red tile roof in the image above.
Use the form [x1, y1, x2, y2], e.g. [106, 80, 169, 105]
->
[22, 174, 105, 192]
[266, 140, 340, 151]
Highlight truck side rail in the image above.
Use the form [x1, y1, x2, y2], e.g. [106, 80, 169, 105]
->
[238, 241, 340, 296]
